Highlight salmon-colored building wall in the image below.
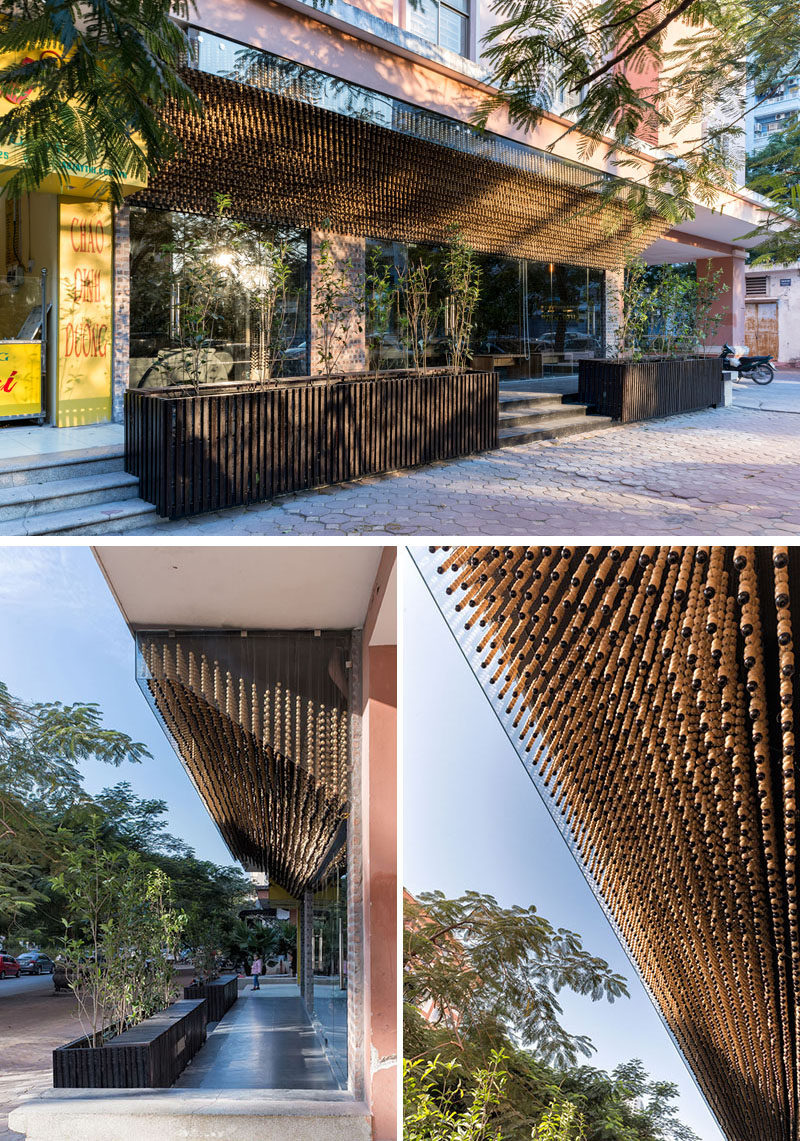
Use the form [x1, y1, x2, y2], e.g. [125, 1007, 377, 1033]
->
[361, 550, 398, 1141]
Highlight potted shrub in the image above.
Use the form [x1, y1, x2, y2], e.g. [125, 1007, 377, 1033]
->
[578, 257, 728, 423]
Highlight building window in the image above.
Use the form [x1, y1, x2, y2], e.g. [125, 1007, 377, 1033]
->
[746, 276, 768, 296]
[406, 0, 470, 57]
[129, 207, 309, 387]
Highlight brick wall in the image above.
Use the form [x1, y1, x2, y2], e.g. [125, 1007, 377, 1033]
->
[310, 231, 367, 375]
[112, 206, 130, 423]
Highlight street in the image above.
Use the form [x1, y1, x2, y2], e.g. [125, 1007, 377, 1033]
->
[0, 974, 80, 1141]
[732, 368, 800, 413]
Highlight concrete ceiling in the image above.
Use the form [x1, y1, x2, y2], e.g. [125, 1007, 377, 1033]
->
[94, 546, 385, 632]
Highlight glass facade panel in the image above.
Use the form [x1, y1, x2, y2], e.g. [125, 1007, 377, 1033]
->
[129, 207, 309, 387]
[366, 238, 605, 371]
[312, 846, 348, 1087]
[527, 263, 604, 358]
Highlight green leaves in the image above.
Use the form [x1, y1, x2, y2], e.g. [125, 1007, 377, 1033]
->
[404, 891, 696, 1141]
[476, 0, 800, 244]
[405, 890, 628, 1070]
[0, 0, 200, 202]
[442, 228, 482, 372]
[404, 1051, 509, 1141]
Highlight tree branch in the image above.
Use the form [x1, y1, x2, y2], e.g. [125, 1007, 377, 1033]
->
[570, 0, 701, 90]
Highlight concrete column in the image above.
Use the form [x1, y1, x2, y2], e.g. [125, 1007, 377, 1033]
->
[112, 206, 130, 424]
[604, 269, 624, 357]
[309, 231, 366, 375]
[696, 251, 747, 352]
[301, 889, 314, 1015]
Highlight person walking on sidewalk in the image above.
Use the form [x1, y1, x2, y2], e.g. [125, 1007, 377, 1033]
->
[251, 955, 263, 990]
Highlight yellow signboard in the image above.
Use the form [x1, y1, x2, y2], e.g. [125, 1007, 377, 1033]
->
[57, 197, 112, 426]
[0, 342, 42, 419]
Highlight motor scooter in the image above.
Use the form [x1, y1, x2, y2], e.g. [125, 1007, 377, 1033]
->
[720, 344, 774, 385]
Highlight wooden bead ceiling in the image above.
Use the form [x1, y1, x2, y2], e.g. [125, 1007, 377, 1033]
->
[130, 69, 667, 271]
[421, 545, 799, 1141]
[138, 631, 351, 897]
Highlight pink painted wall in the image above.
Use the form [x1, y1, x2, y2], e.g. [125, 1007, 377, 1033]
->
[697, 253, 746, 348]
[361, 550, 398, 1141]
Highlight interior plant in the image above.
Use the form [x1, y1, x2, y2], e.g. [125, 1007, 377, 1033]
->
[312, 231, 365, 378]
[399, 258, 437, 376]
[442, 227, 481, 371]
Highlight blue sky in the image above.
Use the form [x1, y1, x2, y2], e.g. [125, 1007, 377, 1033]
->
[402, 549, 725, 1141]
[0, 545, 231, 866]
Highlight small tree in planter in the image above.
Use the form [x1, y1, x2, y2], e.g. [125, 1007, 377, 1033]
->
[228, 225, 303, 382]
[647, 266, 697, 358]
[53, 821, 186, 1042]
[693, 261, 729, 357]
[442, 228, 481, 371]
[607, 255, 654, 361]
[312, 233, 365, 378]
[398, 258, 437, 376]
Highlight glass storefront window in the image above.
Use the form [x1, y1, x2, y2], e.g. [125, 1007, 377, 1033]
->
[312, 846, 348, 1087]
[366, 238, 605, 370]
[129, 207, 309, 388]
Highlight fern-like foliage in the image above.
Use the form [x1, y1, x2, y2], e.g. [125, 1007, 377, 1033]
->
[0, 0, 201, 202]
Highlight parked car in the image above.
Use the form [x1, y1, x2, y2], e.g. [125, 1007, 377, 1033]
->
[0, 955, 21, 979]
[16, 952, 55, 976]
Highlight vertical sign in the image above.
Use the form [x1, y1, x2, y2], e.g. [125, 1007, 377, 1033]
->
[57, 197, 112, 426]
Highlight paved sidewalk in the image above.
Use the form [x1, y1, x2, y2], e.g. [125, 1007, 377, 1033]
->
[128, 397, 800, 536]
[177, 984, 337, 1091]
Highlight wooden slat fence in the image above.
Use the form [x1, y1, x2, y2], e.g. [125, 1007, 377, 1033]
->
[125, 369, 499, 519]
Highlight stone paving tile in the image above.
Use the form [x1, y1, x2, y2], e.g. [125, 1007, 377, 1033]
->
[127, 402, 800, 537]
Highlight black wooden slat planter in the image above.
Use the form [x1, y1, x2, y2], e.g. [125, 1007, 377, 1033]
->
[125, 368, 499, 519]
[52, 999, 207, 1089]
[577, 358, 723, 423]
[183, 974, 238, 1023]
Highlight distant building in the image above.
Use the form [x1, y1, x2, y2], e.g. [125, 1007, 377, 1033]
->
[744, 263, 800, 363]
[746, 74, 800, 154]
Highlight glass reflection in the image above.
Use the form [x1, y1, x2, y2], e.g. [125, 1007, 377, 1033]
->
[311, 845, 348, 1087]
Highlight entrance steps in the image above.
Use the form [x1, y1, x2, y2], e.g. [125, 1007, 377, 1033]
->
[498, 388, 613, 447]
[0, 447, 159, 535]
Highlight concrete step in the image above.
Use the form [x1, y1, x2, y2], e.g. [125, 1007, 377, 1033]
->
[0, 497, 159, 536]
[0, 446, 125, 489]
[499, 404, 591, 429]
[498, 391, 575, 410]
[0, 471, 140, 522]
[499, 414, 614, 446]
